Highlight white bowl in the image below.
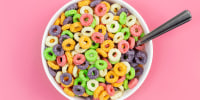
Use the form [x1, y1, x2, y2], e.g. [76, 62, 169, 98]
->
[41, 0, 153, 99]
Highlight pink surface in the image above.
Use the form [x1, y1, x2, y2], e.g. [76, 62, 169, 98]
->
[1, 0, 200, 100]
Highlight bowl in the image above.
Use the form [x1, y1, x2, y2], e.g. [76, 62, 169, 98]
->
[41, 0, 153, 99]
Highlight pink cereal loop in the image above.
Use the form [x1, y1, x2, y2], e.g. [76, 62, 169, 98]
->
[56, 55, 67, 67]
[95, 3, 107, 16]
[73, 54, 86, 65]
[116, 75, 126, 83]
[93, 98, 99, 100]
[106, 84, 115, 96]
[80, 13, 93, 26]
[91, 32, 105, 43]
[130, 25, 143, 37]
[118, 40, 129, 54]
[128, 37, 135, 49]
[102, 58, 112, 69]
[128, 78, 139, 89]
[99, 83, 107, 90]
[136, 44, 145, 51]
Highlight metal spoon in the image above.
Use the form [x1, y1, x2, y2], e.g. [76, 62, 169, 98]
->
[136, 10, 192, 47]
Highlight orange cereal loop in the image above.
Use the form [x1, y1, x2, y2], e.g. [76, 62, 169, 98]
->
[65, 51, 73, 65]
[101, 1, 110, 12]
[78, 0, 91, 8]
[94, 86, 104, 99]
[61, 78, 74, 88]
[122, 24, 127, 28]
[113, 16, 119, 21]
[68, 64, 74, 74]
[47, 61, 60, 70]
[78, 8, 81, 14]
[101, 40, 114, 52]
[138, 64, 143, 68]
[79, 36, 92, 49]
[95, 25, 107, 35]
[60, 12, 65, 25]
[99, 91, 110, 100]
[61, 24, 71, 31]
[96, 48, 108, 58]
[70, 22, 83, 33]
[82, 93, 89, 97]
[64, 87, 75, 97]
[108, 32, 115, 38]
[54, 18, 61, 25]
[105, 71, 119, 83]
[113, 63, 127, 76]
[111, 81, 123, 87]
[62, 38, 76, 51]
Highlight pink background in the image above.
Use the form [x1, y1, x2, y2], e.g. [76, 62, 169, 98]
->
[1, 0, 200, 100]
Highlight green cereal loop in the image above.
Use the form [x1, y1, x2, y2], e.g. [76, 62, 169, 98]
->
[86, 87, 94, 95]
[121, 27, 130, 40]
[73, 14, 81, 23]
[89, 41, 99, 49]
[126, 67, 135, 80]
[65, 10, 77, 17]
[95, 60, 107, 70]
[119, 12, 127, 25]
[140, 33, 145, 38]
[109, 59, 120, 64]
[79, 70, 89, 81]
[43, 47, 56, 61]
[74, 77, 87, 88]
[96, 77, 105, 83]
[85, 49, 98, 62]
[90, 19, 96, 28]
[134, 36, 138, 42]
[61, 30, 74, 38]
[123, 79, 129, 90]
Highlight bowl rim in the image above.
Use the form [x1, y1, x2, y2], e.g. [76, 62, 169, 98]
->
[41, 0, 153, 100]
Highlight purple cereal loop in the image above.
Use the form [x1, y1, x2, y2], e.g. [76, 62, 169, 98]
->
[63, 16, 73, 25]
[130, 62, 138, 68]
[60, 73, 72, 85]
[90, 0, 102, 7]
[134, 66, 143, 76]
[53, 44, 64, 56]
[85, 96, 93, 100]
[77, 61, 89, 70]
[59, 35, 70, 44]
[117, 8, 129, 16]
[120, 50, 135, 62]
[87, 67, 99, 79]
[135, 51, 147, 64]
[66, 3, 78, 11]
[104, 32, 108, 40]
[72, 85, 85, 96]
[49, 25, 61, 36]
[48, 67, 56, 77]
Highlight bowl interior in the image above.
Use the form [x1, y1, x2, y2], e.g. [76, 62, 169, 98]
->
[41, 0, 153, 100]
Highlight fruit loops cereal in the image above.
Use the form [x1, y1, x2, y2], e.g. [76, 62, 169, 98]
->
[44, 0, 147, 99]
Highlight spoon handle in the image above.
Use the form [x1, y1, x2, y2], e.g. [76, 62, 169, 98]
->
[136, 10, 192, 46]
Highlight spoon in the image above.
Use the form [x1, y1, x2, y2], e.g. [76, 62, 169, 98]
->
[136, 10, 192, 47]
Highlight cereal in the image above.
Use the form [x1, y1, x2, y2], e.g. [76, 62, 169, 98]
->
[44, 0, 148, 99]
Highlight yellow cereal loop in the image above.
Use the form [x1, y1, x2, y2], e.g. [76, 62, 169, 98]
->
[70, 22, 83, 33]
[113, 62, 127, 76]
[78, 0, 91, 8]
[61, 78, 74, 88]
[112, 81, 124, 87]
[79, 36, 92, 49]
[105, 71, 119, 83]
[96, 48, 108, 58]
[94, 86, 105, 99]
[99, 91, 110, 100]
[65, 51, 73, 65]
[61, 24, 71, 31]
[101, 1, 110, 12]
[95, 25, 107, 35]
[47, 61, 60, 70]
[64, 87, 75, 97]
[82, 93, 89, 97]
[113, 16, 119, 21]
[101, 40, 114, 52]
[108, 32, 115, 38]
[62, 38, 76, 51]
[68, 64, 74, 74]
[54, 18, 61, 25]
[60, 12, 65, 25]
